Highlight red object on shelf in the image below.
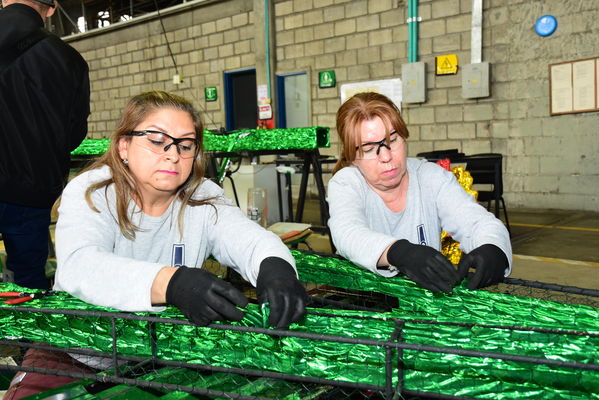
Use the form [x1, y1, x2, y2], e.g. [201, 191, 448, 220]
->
[436, 158, 451, 171]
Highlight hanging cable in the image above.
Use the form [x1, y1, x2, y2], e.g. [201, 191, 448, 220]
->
[151, 0, 221, 131]
[152, 0, 178, 76]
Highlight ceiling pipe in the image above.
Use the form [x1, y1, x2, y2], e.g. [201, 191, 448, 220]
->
[407, 0, 420, 63]
[471, 0, 483, 63]
[263, 0, 272, 99]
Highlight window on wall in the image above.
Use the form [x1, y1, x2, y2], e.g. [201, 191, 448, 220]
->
[47, 0, 213, 37]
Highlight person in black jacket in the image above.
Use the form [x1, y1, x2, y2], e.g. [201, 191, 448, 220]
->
[0, 0, 90, 289]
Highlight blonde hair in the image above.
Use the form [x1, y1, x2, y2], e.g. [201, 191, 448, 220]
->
[333, 92, 409, 175]
[83, 91, 212, 239]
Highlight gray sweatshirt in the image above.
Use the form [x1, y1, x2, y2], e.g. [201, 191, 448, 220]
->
[54, 165, 295, 312]
[327, 158, 512, 277]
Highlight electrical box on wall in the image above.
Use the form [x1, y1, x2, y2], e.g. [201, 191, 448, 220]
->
[401, 62, 426, 103]
[462, 62, 490, 99]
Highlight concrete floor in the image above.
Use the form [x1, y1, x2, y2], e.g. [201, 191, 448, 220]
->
[506, 208, 599, 289]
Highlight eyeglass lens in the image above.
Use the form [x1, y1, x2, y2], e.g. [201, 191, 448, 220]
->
[358, 132, 401, 159]
[132, 131, 198, 158]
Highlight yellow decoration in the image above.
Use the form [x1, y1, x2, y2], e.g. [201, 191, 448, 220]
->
[441, 166, 478, 264]
[452, 166, 477, 200]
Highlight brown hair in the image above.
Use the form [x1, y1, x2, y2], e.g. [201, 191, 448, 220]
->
[82, 91, 212, 239]
[333, 92, 409, 175]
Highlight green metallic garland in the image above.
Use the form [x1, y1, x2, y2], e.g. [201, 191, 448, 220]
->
[70, 127, 330, 156]
[0, 251, 597, 399]
[291, 251, 598, 332]
[70, 138, 110, 156]
[203, 127, 330, 152]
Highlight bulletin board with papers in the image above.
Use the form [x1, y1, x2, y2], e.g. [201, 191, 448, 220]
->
[549, 57, 599, 115]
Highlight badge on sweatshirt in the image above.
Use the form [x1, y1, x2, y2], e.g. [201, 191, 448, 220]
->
[417, 224, 427, 246]
[172, 244, 185, 267]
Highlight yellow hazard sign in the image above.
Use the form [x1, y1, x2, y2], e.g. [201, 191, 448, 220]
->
[436, 54, 458, 75]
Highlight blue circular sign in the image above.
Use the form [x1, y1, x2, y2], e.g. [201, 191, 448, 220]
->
[535, 15, 557, 37]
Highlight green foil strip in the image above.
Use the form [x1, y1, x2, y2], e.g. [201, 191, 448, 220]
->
[39, 367, 327, 399]
[153, 305, 397, 388]
[136, 366, 319, 399]
[292, 251, 598, 333]
[71, 127, 330, 156]
[70, 138, 110, 156]
[203, 127, 330, 152]
[0, 283, 397, 388]
[1, 248, 598, 400]
[292, 251, 599, 398]
[1, 283, 597, 399]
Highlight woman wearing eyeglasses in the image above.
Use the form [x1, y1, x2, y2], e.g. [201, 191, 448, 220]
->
[54, 91, 306, 328]
[327, 92, 511, 293]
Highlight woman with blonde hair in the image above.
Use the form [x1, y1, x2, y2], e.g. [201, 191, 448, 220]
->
[7, 92, 306, 398]
[7, 91, 306, 397]
[54, 90, 306, 327]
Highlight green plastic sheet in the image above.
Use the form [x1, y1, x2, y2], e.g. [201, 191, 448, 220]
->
[0, 250, 597, 399]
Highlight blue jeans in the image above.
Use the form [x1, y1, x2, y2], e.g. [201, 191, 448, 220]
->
[0, 202, 51, 289]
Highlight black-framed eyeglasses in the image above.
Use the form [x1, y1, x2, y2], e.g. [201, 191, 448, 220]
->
[355, 131, 402, 160]
[127, 130, 199, 159]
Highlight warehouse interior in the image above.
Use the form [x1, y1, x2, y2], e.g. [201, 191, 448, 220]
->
[1, 0, 598, 398]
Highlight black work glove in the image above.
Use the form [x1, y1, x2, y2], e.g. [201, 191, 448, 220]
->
[256, 257, 307, 328]
[457, 244, 508, 290]
[387, 240, 460, 293]
[166, 266, 248, 326]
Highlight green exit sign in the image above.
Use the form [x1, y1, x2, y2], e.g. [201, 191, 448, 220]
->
[319, 70, 336, 88]
[205, 87, 217, 101]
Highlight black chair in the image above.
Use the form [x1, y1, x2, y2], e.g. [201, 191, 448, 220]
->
[417, 148, 465, 162]
[464, 153, 511, 235]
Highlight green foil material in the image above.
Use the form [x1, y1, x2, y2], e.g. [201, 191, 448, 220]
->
[70, 127, 330, 156]
[27, 367, 330, 400]
[71, 138, 110, 156]
[118, 367, 323, 399]
[203, 127, 330, 152]
[1, 250, 597, 399]
[291, 251, 598, 332]
[22, 366, 321, 399]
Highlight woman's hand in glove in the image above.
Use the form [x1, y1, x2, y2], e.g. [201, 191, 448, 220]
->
[256, 257, 307, 328]
[457, 244, 508, 289]
[386, 240, 460, 293]
[165, 266, 248, 326]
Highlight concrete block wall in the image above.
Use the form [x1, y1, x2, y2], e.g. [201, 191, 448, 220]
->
[482, 1, 599, 211]
[66, 0, 599, 211]
[68, 0, 254, 138]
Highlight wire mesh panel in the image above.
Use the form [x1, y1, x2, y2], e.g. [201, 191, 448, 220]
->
[0, 250, 598, 399]
[0, 299, 403, 399]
